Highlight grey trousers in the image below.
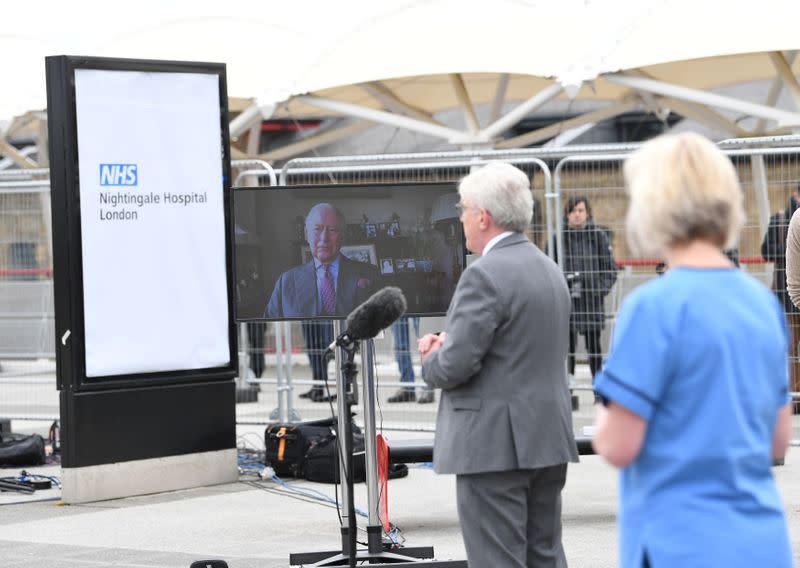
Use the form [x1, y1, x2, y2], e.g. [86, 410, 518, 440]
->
[456, 464, 568, 568]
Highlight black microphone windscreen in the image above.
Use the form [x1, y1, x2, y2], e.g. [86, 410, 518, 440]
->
[344, 286, 407, 340]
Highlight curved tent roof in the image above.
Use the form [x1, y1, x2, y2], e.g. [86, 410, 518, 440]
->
[3, 0, 800, 164]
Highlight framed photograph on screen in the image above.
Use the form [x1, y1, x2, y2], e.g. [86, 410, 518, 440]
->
[396, 258, 414, 272]
[380, 258, 395, 274]
[341, 244, 377, 266]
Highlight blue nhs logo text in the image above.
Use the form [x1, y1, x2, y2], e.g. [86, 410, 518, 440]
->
[99, 164, 138, 186]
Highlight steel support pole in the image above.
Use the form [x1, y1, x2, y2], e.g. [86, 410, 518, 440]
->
[360, 339, 382, 552]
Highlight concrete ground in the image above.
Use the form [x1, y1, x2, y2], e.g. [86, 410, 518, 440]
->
[1, 363, 799, 568]
[1, 440, 799, 568]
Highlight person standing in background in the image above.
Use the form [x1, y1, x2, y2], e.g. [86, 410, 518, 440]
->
[386, 316, 435, 404]
[298, 321, 334, 402]
[550, 196, 617, 383]
[246, 322, 265, 379]
[766, 186, 800, 411]
[593, 132, 793, 568]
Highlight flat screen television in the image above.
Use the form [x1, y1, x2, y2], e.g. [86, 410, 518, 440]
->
[232, 182, 466, 321]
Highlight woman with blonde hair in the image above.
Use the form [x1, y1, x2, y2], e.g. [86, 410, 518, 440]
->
[592, 132, 793, 567]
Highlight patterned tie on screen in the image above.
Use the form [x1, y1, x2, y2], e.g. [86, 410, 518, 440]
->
[320, 265, 335, 315]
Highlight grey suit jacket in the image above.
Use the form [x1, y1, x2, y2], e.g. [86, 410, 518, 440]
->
[423, 233, 579, 475]
[265, 255, 379, 318]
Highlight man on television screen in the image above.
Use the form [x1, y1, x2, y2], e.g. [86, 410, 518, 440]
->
[265, 202, 379, 319]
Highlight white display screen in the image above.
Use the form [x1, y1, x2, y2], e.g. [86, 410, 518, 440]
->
[74, 69, 230, 377]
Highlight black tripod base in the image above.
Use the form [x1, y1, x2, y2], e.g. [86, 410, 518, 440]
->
[289, 546, 467, 566]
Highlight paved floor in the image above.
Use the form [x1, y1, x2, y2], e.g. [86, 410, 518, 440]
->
[1, 424, 799, 568]
[1, 360, 799, 567]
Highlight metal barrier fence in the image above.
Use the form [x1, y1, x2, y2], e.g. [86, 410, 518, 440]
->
[238, 156, 553, 431]
[242, 142, 800, 431]
[553, 148, 800, 402]
[0, 160, 276, 423]
[0, 177, 55, 421]
[2, 141, 800, 429]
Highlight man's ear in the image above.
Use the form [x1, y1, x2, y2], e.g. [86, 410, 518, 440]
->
[479, 208, 490, 230]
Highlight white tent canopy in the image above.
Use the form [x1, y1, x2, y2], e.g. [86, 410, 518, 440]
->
[3, 0, 800, 163]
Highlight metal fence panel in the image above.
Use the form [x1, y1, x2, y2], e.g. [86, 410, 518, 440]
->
[4, 141, 799, 428]
[0, 180, 56, 421]
[248, 143, 800, 431]
[553, 147, 800, 405]
[239, 156, 550, 431]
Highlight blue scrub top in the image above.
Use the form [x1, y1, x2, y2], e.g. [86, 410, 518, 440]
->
[595, 267, 792, 568]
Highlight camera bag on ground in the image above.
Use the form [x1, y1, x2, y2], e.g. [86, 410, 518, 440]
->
[303, 428, 366, 484]
[264, 416, 362, 479]
[264, 416, 408, 483]
[265, 417, 336, 478]
[302, 428, 409, 483]
[0, 433, 46, 467]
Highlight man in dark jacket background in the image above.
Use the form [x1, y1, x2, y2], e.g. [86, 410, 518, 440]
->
[761, 188, 800, 398]
[552, 196, 618, 384]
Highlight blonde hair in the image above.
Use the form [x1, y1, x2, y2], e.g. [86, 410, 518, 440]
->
[623, 132, 745, 257]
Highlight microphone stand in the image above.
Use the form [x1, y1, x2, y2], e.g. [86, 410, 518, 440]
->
[290, 319, 361, 567]
[339, 339, 359, 568]
[290, 322, 467, 568]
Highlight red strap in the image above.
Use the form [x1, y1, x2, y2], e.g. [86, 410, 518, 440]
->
[377, 434, 390, 533]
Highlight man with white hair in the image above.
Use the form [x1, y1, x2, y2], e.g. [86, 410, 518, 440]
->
[265, 202, 379, 319]
[419, 162, 578, 567]
[265, 202, 379, 402]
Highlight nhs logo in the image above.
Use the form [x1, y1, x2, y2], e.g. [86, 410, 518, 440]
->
[99, 164, 138, 186]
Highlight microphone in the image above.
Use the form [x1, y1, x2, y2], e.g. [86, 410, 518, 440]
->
[328, 286, 407, 350]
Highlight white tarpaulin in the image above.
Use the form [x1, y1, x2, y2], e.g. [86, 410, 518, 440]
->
[3, 1, 800, 115]
[3, 0, 800, 152]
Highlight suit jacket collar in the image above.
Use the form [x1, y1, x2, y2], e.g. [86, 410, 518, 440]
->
[335, 255, 369, 315]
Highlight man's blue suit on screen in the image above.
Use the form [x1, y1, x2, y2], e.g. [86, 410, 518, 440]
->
[264, 255, 379, 319]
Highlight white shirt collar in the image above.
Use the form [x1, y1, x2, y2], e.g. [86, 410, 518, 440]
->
[482, 231, 514, 255]
[313, 255, 340, 271]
